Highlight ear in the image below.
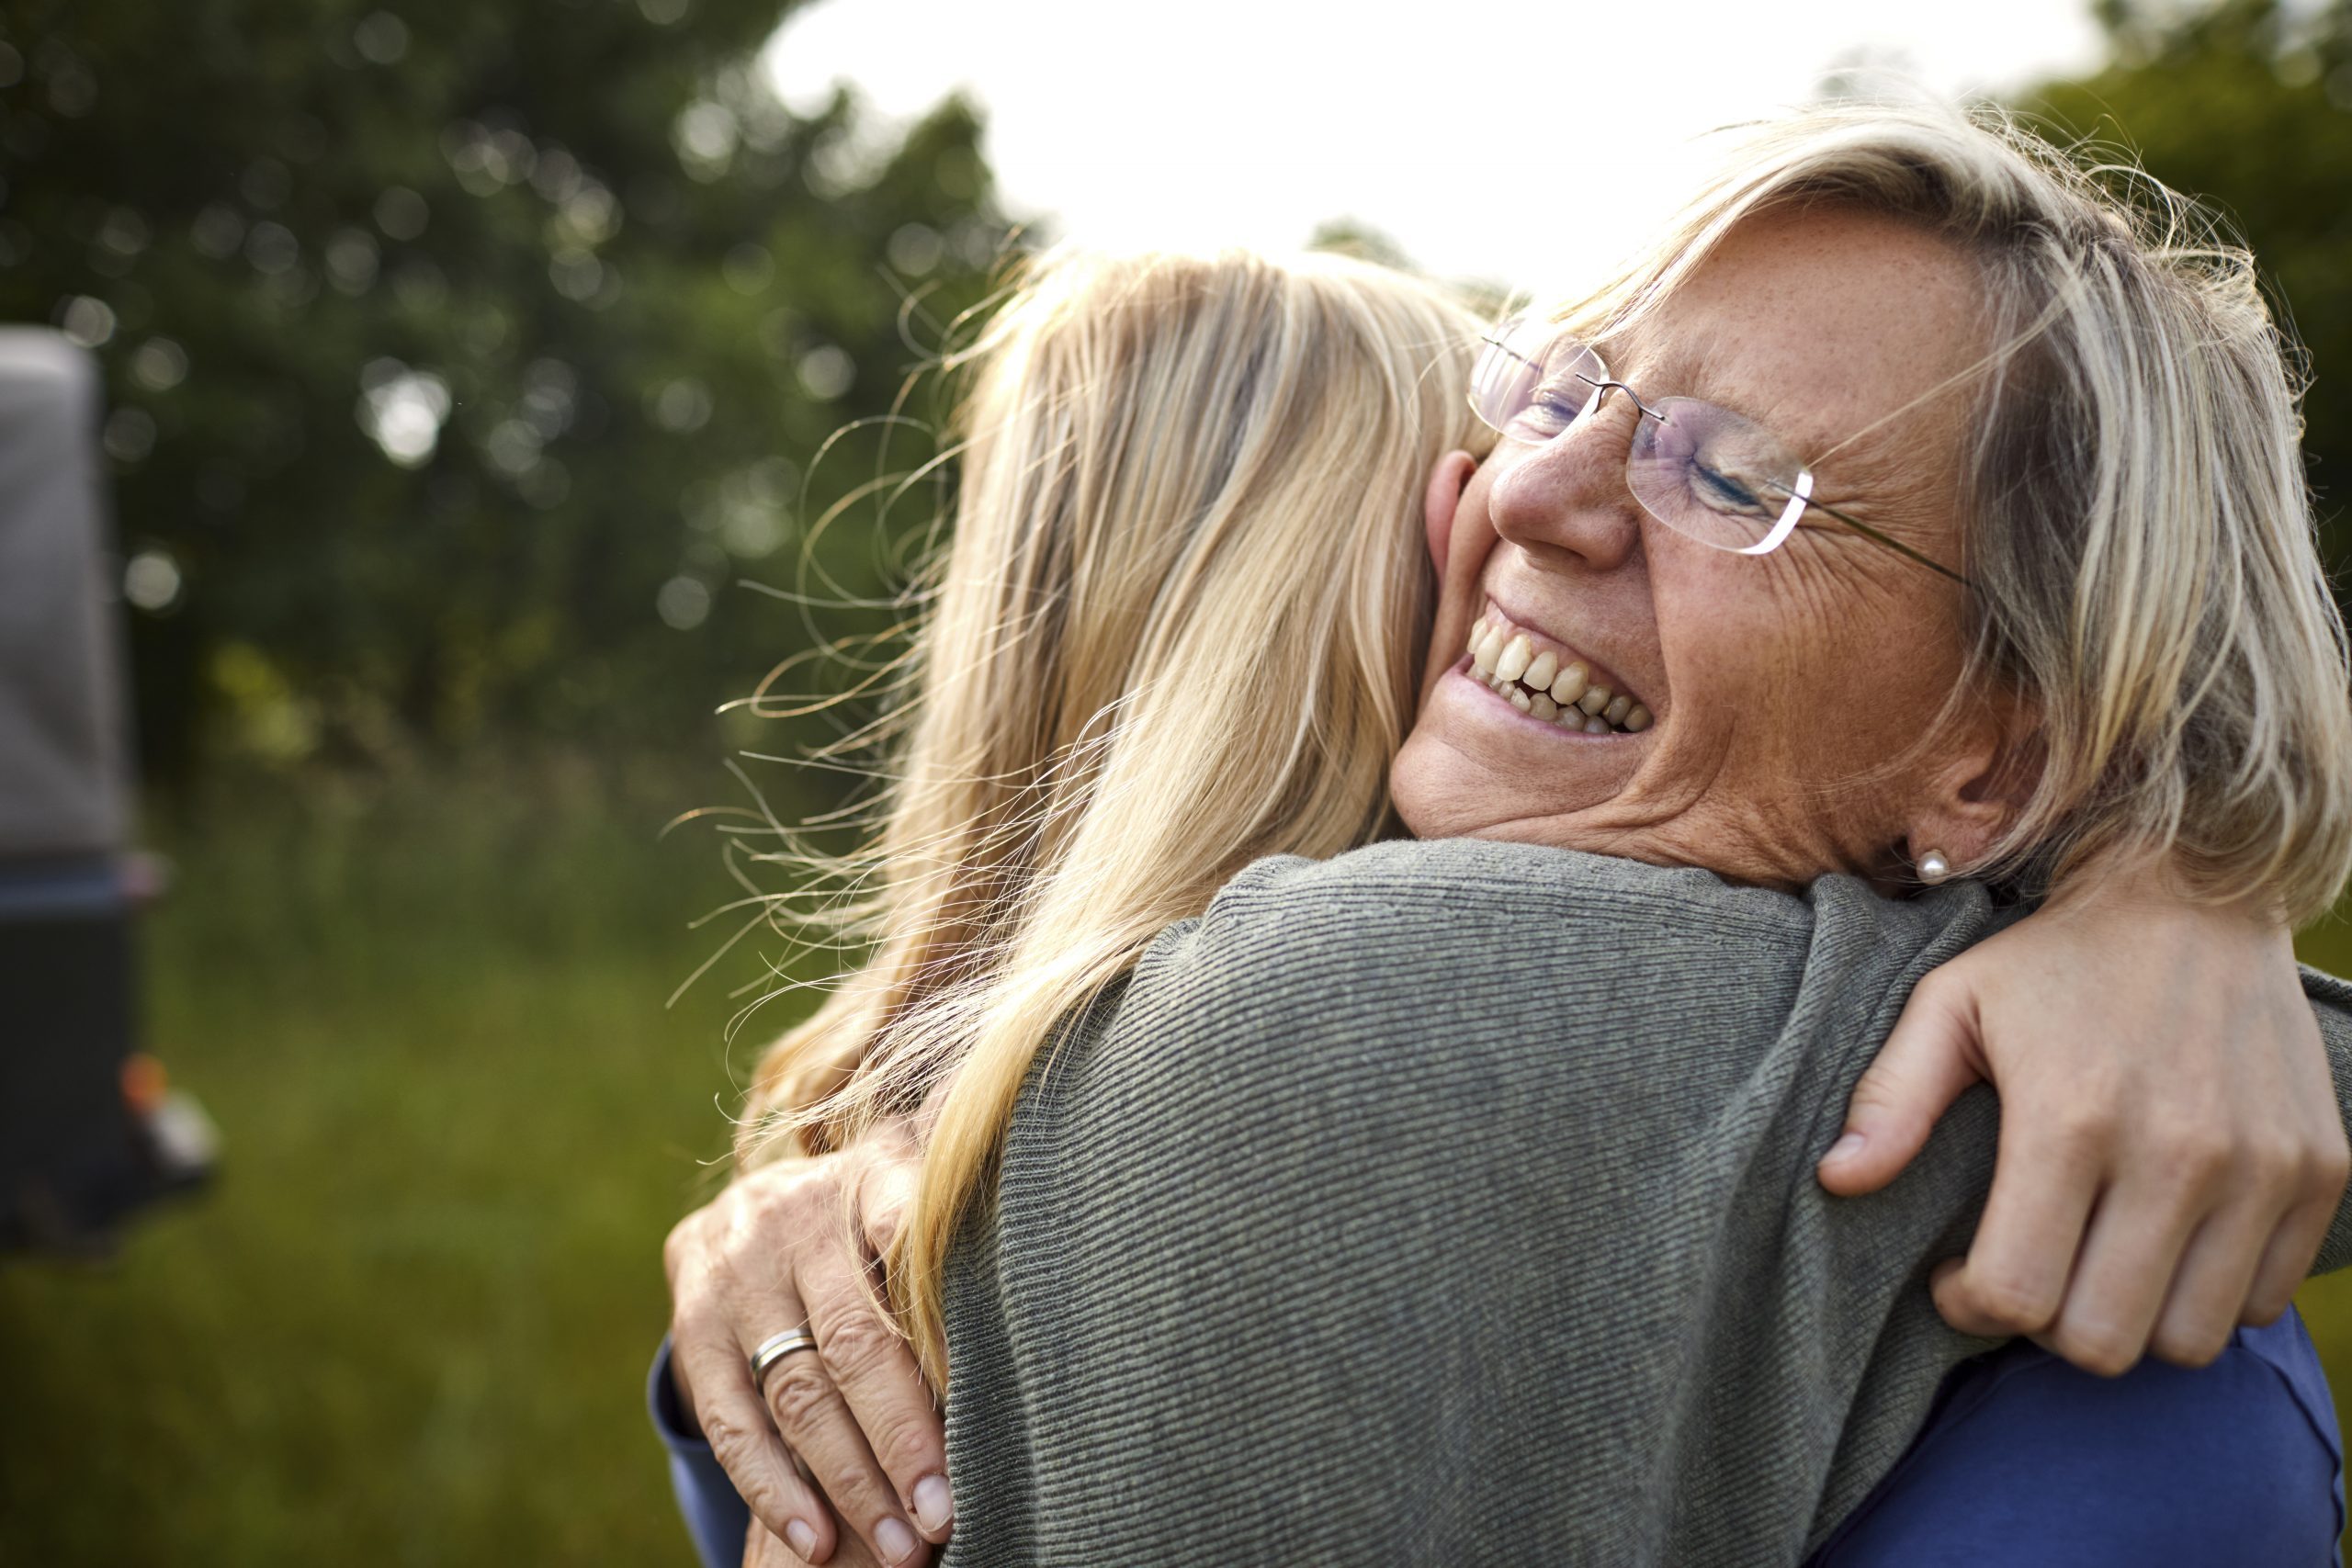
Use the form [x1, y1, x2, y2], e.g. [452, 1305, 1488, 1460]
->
[1423, 450, 1477, 576]
[1903, 690, 2043, 878]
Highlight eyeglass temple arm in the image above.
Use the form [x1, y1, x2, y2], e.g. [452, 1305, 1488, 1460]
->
[1763, 479, 1982, 592]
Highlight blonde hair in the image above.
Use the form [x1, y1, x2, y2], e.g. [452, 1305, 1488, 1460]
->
[741, 246, 1487, 1379]
[1548, 98, 2352, 919]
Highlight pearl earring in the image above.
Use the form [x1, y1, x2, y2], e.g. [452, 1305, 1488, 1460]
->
[1917, 850, 1953, 886]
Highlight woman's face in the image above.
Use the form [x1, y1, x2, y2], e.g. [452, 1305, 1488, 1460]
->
[1390, 208, 1993, 886]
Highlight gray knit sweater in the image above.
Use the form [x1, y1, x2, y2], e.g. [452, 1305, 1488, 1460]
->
[937, 838, 2352, 1566]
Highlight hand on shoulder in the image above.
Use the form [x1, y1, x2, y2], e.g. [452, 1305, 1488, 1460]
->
[1821, 861, 2347, 1374]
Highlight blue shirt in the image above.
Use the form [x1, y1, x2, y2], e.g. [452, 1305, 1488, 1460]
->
[652, 1313, 2346, 1567]
[1810, 1310, 2343, 1566]
[649, 1342, 752, 1568]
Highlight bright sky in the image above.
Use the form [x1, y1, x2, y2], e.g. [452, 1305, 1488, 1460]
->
[762, 0, 2109, 299]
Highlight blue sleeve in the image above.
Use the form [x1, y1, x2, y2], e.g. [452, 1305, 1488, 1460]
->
[1813, 1311, 2344, 1567]
[650, 1337, 753, 1568]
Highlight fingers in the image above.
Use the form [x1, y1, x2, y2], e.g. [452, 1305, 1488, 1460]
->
[1901, 885, 2340, 1374]
[762, 1340, 931, 1567]
[665, 1139, 944, 1565]
[2143, 1199, 2277, 1366]
[2245, 1176, 2341, 1325]
[1936, 1106, 2343, 1377]
[1819, 975, 1984, 1198]
[676, 1319, 839, 1563]
[2118, 1171, 2336, 1369]
[800, 1257, 953, 1542]
[1939, 1133, 2312, 1377]
[2244, 1069, 2350, 1324]
[745, 1522, 807, 1568]
[855, 1155, 919, 1266]
[1930, 1104, 2105, 1343]
[749, 1520, 889, 1568]
[2033, 1166, 2218, 1376]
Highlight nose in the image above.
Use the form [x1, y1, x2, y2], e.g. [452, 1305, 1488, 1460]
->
[1484, 395, 1645, 575]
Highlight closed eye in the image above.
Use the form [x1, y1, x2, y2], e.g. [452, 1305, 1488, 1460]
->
[1693, 463, 1763, 513]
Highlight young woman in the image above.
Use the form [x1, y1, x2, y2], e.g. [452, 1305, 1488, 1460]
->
[661, 134, 2352, 1565]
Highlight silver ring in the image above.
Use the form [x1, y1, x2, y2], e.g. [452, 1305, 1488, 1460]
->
[751, 1327, 820, 1390]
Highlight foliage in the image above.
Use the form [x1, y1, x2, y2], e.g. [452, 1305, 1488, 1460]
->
[0, 0, 1009, 786]
[2017, 0, 2352, 569]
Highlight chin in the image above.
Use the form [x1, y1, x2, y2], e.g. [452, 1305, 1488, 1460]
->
[1386, 731, 1451, 840]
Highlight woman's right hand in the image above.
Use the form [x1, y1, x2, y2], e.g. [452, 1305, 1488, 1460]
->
[663, 1120, 950, 1566]
[1821, 876, 2346, 1374]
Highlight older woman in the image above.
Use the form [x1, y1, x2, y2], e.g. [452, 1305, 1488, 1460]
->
[668, 105, 2352, 1567]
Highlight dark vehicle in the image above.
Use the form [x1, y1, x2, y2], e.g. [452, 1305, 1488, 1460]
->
[0, 327, 213, 1254]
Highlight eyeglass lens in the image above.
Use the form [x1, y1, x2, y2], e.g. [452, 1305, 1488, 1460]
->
[1472, 319, 1813, 557]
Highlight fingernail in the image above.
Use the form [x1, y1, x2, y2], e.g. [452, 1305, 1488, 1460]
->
[785, 1520, 818, 1560]
[913, 1473, 954, 1532]
[876, 1517, 919, 1564]
[1826, 1131, 1866, 1162]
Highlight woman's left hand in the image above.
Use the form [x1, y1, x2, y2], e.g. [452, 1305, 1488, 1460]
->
[1817, 869, 2347, 1375]
[665, 1119, 944, 1565]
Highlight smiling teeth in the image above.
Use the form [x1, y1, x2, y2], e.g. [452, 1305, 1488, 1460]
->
[1471, 624, 1502, 675]
[1464, 611, 1648, 736]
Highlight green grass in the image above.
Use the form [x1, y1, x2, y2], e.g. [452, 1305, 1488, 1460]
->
[0, 760, 790, 1567]
[10, 770, 2352, 1564]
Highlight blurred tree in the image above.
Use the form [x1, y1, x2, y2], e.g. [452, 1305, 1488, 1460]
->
[2016, 0, 2352, 571]
[1306, 217, 1416, 272]
[0, 0, 1011, 786]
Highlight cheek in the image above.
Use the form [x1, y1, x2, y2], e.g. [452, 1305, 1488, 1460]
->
[1654, 559, 1936, 767]
[1652, 556, 1799, 713]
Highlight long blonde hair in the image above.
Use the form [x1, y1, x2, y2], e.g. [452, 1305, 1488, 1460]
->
[741, 246, 1487, 1379]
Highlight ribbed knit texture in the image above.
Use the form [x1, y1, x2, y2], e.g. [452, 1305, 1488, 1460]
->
[938, 838, 2352, 1566]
